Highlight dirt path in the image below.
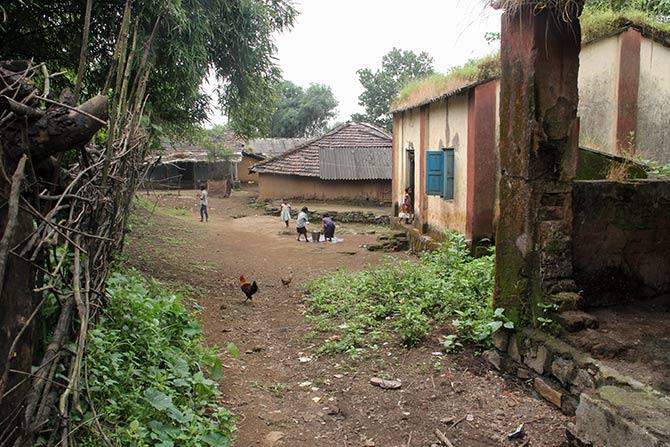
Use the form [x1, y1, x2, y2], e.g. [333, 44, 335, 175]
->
[127, 189, 569, 447]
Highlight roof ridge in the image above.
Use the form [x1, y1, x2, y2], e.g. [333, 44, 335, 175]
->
[251, 122, 359, 170]
[251, 122, 391, 176]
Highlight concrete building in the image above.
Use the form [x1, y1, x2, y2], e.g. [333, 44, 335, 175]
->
[579, 25, 670, 162]
[252, 122, 392, 202]
[391, 22, 670, 243]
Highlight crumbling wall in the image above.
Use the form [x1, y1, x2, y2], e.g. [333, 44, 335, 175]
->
[572, 180, 670, 305]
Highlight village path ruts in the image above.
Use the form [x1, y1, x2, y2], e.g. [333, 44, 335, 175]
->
[127, 190, 570, 447]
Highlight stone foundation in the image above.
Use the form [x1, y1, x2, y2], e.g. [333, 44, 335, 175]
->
[486, 328, 670, 446]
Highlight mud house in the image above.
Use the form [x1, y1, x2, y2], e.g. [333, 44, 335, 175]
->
[147, 132, 243, 191]
[391, 19, 670, 243]
[238, 138, 309, 183]
[252, 122, 392, 202]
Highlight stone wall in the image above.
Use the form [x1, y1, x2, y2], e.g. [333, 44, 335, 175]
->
[485, 327, 670, 446]
[572, 180, 670, 305]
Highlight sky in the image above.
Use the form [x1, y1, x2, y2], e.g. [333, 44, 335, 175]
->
[206, 0, 502, 126]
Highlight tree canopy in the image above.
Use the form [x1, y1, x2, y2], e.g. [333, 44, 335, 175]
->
[268, 80, 338, 137]
[352, 48, 434, 131]
[0, 0, 297, 138]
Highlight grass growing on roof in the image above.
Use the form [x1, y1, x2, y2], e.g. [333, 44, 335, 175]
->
[392, 53, 500, 111]
[305, 231, 512, 357]
[581, 7, 670, 42]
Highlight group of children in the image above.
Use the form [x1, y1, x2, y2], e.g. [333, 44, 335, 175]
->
[280, 201, 335, 242]
[197, 185, 336, 243]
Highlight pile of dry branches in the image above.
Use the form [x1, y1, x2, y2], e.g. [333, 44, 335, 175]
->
[0, 4, 154, 443]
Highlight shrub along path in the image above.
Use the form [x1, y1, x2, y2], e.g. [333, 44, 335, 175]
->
[126, 189, 569, 446]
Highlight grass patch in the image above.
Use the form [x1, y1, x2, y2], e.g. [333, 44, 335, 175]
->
[641, 158, 670, 178]
[581, 7, 670, 43]
[392, 53, 500, 111]
[305, 232, 511, 357]
[72, 271, 235, 447]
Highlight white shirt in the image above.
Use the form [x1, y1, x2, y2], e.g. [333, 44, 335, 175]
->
[200, 190, 208, 206]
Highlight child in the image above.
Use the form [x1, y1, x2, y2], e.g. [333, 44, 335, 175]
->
[199, 183, 209, 222]
[296, 206, 309, 242]
[280, 200, 292, 228]
[322, 213, 336, 242]
[399, 187, 413, 224]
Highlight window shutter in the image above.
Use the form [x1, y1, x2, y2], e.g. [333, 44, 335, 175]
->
[426, 151, 444, 196]
[444, 149, 455, 199]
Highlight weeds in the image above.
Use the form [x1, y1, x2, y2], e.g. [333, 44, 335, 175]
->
[305, 232, 509, 356]
[72, 271, 235, 447]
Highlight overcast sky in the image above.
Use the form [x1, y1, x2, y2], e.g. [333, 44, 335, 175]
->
[206, 0, 501, 126]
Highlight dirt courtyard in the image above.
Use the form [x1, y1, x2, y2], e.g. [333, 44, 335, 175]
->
[126, 188, 569, 447]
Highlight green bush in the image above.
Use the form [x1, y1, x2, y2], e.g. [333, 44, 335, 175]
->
[74, 272, 234, 447]
[305, 232, 509, 356]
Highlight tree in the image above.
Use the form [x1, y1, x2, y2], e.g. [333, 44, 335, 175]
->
[0, 0, 297, 137]
[268, 80, 338, 137]
[352, 48, 434, 130]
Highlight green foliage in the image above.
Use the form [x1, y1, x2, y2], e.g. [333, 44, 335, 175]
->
[305, 232, 504, 356]
[73, 272, 235, 446]
[1, 0, 297, 137]
[581, 5, 670, 42]
[268, 80, 338, 137]
[585, 0, 670, 16]
[352, 48, 434, 130]
[640, 159, 670, 177]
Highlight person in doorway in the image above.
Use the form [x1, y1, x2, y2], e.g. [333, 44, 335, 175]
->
[322, 213, 336, 242]
[400, 187, 413, 224]
[280, 200, 292, 228]
[296, 206, 309, 242]
[199, 183, 209, 222]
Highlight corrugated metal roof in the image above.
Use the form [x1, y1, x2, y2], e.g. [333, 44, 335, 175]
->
[252, 122, 392, 177]
[319, 147, 391, 180]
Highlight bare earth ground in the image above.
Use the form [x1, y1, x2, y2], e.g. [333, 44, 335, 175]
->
[126, 188, 569, 447]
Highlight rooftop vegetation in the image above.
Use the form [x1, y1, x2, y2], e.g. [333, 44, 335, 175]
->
[393, 5, 669, 112]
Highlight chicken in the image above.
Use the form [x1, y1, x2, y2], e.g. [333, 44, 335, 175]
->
[239, 275, 258, 301]
[281, 273, 293, 287]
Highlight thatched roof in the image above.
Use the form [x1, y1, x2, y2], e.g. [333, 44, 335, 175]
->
[391, 10, 670, 113]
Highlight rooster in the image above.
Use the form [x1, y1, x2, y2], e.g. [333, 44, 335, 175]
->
[239, 275, 258, 302]
[281, 272, 293, 287]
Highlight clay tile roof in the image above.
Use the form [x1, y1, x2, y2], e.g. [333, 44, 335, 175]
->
[245, 138, 310, 158]
[251, 122, 392, 179]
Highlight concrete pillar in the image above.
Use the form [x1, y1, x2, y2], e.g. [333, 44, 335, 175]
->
[494, 2, 584, 324]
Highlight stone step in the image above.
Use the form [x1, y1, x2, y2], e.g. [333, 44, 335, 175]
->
[568, 386, 670, 447]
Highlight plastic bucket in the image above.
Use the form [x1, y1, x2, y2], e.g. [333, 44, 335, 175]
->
[311, 231, 321, 243]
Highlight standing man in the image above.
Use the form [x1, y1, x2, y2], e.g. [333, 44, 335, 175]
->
[199, 183, 209, 222]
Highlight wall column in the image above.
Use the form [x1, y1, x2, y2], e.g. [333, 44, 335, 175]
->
[466, 81, 497, 244]
[615, 27, 641, 153]
[494, 2, 584, 324]
[418, 105, 428, 232]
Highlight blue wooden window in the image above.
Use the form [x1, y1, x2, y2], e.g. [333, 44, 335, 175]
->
[426, 151, 444, 196]
[444, 148, 455, 200]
